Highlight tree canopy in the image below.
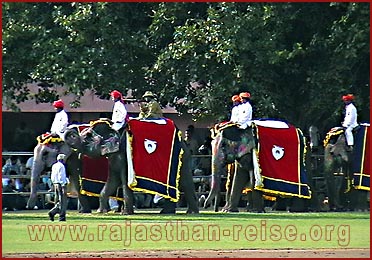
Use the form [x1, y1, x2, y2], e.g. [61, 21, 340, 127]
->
[2, 2, 370, 134]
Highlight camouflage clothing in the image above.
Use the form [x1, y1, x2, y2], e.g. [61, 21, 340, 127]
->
[139, 100, 163, 119]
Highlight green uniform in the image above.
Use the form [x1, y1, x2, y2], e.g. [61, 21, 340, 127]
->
[139, 100, 163, 119]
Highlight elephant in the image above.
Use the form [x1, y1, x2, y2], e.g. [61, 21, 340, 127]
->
[323, 126, 369, 211]
[203, 125, 264, 213]
[26, 134, 95, 213]
[204, 121, 312, 213]
[64, 119, 199, 214]
[26, 141, 71, 209]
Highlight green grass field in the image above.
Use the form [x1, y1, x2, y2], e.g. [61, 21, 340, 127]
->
[2, 209, 370, 254]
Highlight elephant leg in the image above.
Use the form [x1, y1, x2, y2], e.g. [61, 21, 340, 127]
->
[180, 166, 199, 214]
[98, 174, 120, 213]
[160, 200, 176, 214]
[333, 175, 345, 210]
[26, 152, 45, 210]
[68, 173, 91, 213]
[222, 165, 234, 212]
[251, 190, 264, 213]
[26, 179, 38, 209]
[203, 174, 221, 212]
[227, 167, 249, 212]
[326, 173, 339, 211]
[121, 185, 134, 215]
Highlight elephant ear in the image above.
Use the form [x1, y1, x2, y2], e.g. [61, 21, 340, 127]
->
[221, 127, 242, 142]
[64, 129, 82, 150]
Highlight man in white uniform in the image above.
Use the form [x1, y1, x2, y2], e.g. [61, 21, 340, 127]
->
[48, 154, 69, 221]
[230, 95, 242, 123]
[50, 99, 69, 140]
[236, 92, 253, 129]
[341, 94, 358, 151]
[110, 90, 128, 132]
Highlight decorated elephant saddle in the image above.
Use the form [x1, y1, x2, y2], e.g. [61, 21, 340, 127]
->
[36, 133, 63, 145]
[83, 119, 120, 156]
[211, 121, 241, 140]
[323, 127, 345, 147]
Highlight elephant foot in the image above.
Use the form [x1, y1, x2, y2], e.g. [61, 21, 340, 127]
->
[26, 197, 38, 210]
[25, 205, 39, 210]
[332, 207, 346, 212]
[186, 208, 199, 214]
[96, 208, 108, 214]
[79, 209, 92, 214]
[226, 208, 239, 213]
[248, 209, 265, 213]
[122, 208, 134, 215]
[160, 208, 176, 214]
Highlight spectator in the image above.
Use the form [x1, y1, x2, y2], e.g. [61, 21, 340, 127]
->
[25, 156, 34, 175]
[2, 155, 23, 191]
[109, 198, 120, 212]
[2, 179, 22, 211]
[2, 156, 21, 175]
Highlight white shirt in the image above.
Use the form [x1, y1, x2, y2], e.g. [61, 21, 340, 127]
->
[50, 109, 69, 139]
[236, 101, 253, 129]
[342, 103, 358, 128]
[51, 161, 68, 185]
[111, 101, 128, 131]
[230, 105, 240, 123]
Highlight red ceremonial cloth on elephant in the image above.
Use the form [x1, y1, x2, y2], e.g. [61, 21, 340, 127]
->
[67, 123, 122, 200]
[255, 123, 311, 198]
[126, 118, 182, 202]
[80, 152, 123, 200]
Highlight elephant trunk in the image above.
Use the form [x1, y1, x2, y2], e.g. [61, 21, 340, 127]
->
[203, 136, 223, 211]
[203, 173, 221, 211]
[27, 145, 46, 209]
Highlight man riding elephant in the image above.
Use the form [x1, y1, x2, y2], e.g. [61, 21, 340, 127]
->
[139, 91, 163, 119]
[341, 94, 358, 152]
[26, 100, 70, 209]
[50, 99, 69, 140]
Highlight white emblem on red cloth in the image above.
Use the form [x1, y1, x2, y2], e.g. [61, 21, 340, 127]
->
[272, 145, 284, 160]
[144, 139, 157, 154]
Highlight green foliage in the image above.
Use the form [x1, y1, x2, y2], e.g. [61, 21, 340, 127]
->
[2, 2, 369, 134]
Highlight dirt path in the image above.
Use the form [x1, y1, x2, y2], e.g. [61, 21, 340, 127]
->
[3, 248, 370, 258]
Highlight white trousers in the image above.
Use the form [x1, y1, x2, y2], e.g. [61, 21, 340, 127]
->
[344, 126, 354, 146]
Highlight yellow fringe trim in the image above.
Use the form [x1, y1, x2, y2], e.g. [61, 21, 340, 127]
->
[323, 128, 344, 147]
[36, 135, 62, 145]
[90, 118, 113, 127]
[80, 189, 124, 201]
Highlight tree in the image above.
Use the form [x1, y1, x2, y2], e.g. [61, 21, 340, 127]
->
[2, 2, 369, 135]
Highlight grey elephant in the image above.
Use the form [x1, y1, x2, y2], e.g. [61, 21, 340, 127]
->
[26, 139, 93, 213]
[26, 140, 70, 209]
[203, 125, 264, 212]
[323, 126, 369, 211]
[204, 121, 311, 213]
[64, 119, 199, 214]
